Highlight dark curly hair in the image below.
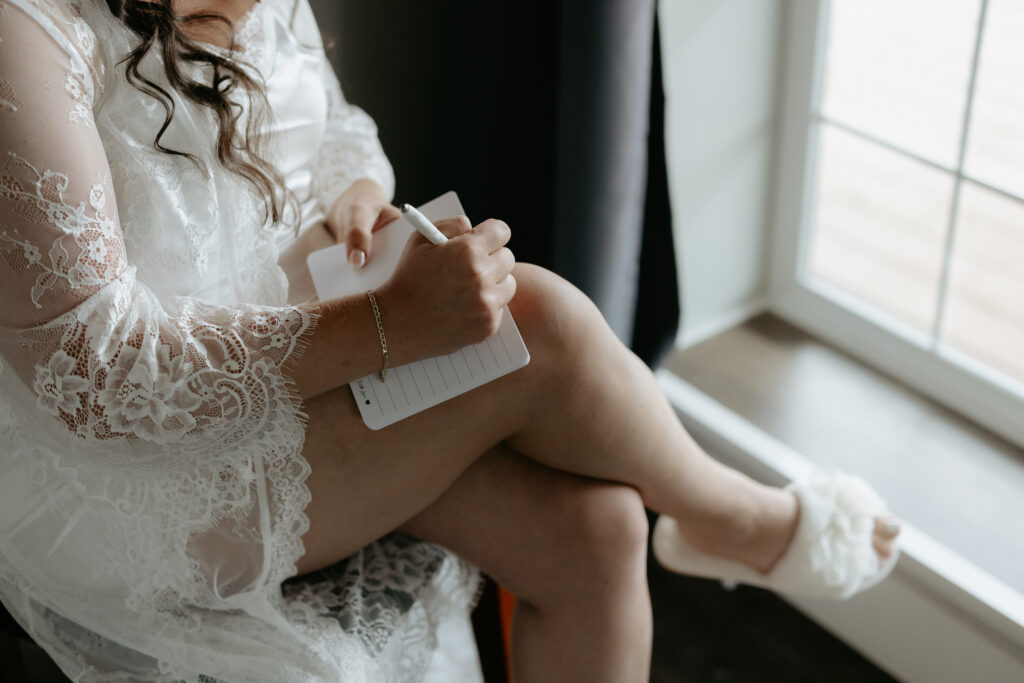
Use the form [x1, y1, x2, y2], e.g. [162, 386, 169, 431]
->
[105, 0, 291, 226]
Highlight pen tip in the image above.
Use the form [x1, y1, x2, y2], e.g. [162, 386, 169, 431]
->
[400, 203, 412, 213]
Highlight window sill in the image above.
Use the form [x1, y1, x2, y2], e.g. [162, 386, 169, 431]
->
[656, 314, 1024, 682]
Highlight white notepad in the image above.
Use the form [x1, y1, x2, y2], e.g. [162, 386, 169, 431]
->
[307, 192, 531, 430]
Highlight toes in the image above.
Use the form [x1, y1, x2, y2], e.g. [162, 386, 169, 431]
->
[873, 534, 893, 558]
[872, 516, 901, 559]
[875, 515, 901, 538]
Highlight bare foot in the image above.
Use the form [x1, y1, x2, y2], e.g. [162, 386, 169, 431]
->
[755, 492, 902, 575]
[675, 484, 796, 572]
[872, 515, 901, 558]
[655, 477, 904, 602]
[671, 483, 902, 576]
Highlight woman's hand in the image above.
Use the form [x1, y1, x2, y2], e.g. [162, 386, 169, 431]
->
[377, 216, 517, 364]
[325, 178, 402, 267]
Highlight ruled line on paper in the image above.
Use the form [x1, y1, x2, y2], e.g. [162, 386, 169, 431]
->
[447, 354, 460, 384]
[471, 344, 486, 374]
[482, 340, 498, 369]
[367, 380, 385, 417]
[424, 361, 438, 394]
[434, 357, 449, 392]
[405, 365, 424, 402]
[494, 331, 513, 364]
[395, 370, 410, 405]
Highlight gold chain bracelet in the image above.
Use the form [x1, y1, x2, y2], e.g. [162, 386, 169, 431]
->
[365, 290, 389, 382]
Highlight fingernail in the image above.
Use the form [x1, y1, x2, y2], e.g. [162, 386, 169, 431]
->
[349, 249, 366, 268]
[883, 517, 901, 535]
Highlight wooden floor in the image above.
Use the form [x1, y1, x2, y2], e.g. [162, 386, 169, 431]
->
[667, 313, 1024, 593]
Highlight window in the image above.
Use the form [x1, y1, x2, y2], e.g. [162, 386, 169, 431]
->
[771, 0, 1024, 449]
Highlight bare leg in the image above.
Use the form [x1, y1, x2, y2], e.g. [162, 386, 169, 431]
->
[398, 447, 651, 683]
[296, 262, 896, 609]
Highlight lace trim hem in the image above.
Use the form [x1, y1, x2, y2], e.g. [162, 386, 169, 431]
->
[264, 300, 319, 587]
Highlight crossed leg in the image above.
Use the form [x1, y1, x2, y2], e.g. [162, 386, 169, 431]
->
[400, 447, 652, 681]
[295, 263, 898, 680]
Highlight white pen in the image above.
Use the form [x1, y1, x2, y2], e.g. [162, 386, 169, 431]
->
[401, 204, 449, 245]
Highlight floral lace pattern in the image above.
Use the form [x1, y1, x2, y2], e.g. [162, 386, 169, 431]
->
[0, 154, 310, 447]
[0, 153, 124, 308]
[283, 536, 481, 683]
[0, 1, 478, 681]
[33, 349, 89, 416]
[284, 534, 448, 656]
[4, 0, 104, 125]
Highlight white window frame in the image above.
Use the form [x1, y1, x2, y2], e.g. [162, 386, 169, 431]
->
[768, 0, 1024, 450]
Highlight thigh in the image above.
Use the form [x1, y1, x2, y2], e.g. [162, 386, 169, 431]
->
[294, 381, 513, 575]
[294, 265, 559, 574]
[294, 263, 623, 576]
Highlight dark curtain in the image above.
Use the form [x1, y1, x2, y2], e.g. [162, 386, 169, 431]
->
[312, 0, 679, 367]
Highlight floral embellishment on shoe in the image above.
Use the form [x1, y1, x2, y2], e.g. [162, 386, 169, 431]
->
[802, 470, 884, 589]
[652, 468, 900, 600]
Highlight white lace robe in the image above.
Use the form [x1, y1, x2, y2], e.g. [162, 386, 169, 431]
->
[0, 1, 478, 680]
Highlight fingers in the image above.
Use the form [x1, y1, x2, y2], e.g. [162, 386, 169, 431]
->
[416, 216, 508, 252]
[433, 215, 473, 240]
[344, 203, 375, 267]
[485, 247, 516, 284]
[374, 204, 402, 231]
[341, 204, 403, 268]
[382, 211, 517, 354]
[478, 275, 517, 339]
[493, 272, 517, 308]
[472, 218, 512, 253]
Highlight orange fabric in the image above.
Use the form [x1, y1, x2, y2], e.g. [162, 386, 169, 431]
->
[498, 587, 516, 681]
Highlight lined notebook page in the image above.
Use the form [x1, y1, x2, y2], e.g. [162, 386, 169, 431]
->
[307, 192, 530, 429]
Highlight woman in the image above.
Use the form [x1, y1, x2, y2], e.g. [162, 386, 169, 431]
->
[0, 0, 901, 680]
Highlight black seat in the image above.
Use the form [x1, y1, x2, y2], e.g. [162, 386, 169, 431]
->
[0, 600, 29, 681]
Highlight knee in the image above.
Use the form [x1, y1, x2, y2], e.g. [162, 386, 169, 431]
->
[556, 483, 649, 589]
[508, 263, 607, 362]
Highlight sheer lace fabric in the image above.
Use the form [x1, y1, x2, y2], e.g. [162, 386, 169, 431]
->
[0, 1, 477, 681]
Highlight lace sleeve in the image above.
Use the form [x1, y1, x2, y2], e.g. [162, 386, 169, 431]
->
[296, 0, 396, 207]
[0, 1, 316, 453]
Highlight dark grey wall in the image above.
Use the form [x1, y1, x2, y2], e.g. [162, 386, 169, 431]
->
[307, 1, 561, 274]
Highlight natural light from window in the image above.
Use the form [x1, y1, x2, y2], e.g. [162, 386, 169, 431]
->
[805, 0, 1024, 386]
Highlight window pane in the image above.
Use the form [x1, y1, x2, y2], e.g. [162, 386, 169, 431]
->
[807, 125, 953, 333]
[821, 0, 979, 167]
[941, 183, 1024, 384]
[964, 0, 1024, 199]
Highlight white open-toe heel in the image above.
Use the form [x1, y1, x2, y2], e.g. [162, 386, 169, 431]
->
[652, 470, 900, 600]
